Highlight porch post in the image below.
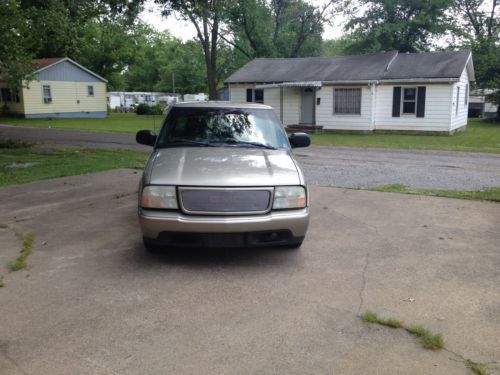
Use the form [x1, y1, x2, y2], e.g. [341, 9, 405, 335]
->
[280, 87, 283, 123]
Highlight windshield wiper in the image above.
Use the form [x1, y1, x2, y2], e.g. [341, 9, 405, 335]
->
[164, 139, 215, 147]
[222, 139, 277, 150]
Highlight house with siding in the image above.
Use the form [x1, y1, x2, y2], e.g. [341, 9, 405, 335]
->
[0, 57, 107, 118]
[225, 50, 474, 134]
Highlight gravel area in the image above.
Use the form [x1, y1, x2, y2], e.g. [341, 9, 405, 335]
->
[296, 145, 500, 189]
[2, 125, 500, 190]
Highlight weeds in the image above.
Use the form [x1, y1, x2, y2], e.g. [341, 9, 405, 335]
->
[362, 311, 443, 350]
[361, 311, 402, 328]
[0, 223, 8, 229]
[0, 139, 32, 149]
[466, 360, 489, 375]
[369, 184, 500, 203]
[0, 276, 4, 287]
[361, 310, 491, 374]
[8, 232, 34, 272]
[406, 325, 444, 350]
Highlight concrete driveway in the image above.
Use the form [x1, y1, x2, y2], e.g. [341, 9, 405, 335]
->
[1, 170, 499, 374]
[2, 125, 500, 190]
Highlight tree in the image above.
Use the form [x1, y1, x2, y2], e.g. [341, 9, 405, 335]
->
[123, 32, 208, 94]
[20, 0, 145, 59]
[322, 36, 357, 56]
[76, 21, 150, 90]
[156, 0, 224, 99]
[343, 0, 453, 53]
[0, 0, 33, 88]
[223, 0, 332, 59]
[453, 0, 500, 117]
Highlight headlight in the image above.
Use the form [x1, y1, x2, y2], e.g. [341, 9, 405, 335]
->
[141, 186, 178, 209]
[273, 186, 306, 209]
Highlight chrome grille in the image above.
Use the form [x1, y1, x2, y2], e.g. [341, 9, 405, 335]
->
[179, 187, 273, 215]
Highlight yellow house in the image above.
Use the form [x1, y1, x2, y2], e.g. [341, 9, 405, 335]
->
[0, 57, 107, 118]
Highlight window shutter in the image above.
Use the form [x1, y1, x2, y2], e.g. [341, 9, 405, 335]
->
[417, 86, 426, 118]
[392, 87, 401, 117]
[246, 88, 253, 102]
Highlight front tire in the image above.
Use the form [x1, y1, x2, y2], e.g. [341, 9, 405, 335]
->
[143, 237, 162, 253]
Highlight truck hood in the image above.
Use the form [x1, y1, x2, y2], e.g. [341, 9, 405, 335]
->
[147, 147, 302, 187]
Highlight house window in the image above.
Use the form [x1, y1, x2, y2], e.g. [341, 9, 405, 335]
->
[464, 84, 468, 106]
[246, 88, 264, 103]
[334, 88, 361, 114]
[1, 88, 12, 102]
[246, 89, 252, 102]
[456, 87, 460, 115]
[42, 85, 52, 103]
[402, 87, 417, 114]
[254, 89, 264, 103]
[88, 85, 94, 96]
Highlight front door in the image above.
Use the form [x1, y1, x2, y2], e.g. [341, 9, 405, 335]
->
[300, 88, 315, 124]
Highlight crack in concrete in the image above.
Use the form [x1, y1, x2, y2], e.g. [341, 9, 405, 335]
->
[357, 252, 370, 316]
[330, 208, 383, 318]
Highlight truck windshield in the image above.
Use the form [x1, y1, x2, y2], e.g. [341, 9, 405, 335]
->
[156, 107, 289, 150]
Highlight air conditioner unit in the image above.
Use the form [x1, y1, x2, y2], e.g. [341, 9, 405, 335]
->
[44, 98, 52, 103]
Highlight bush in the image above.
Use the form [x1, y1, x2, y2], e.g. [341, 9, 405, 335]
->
[136, 103, 164, 115]
[135, 103, 149, 115]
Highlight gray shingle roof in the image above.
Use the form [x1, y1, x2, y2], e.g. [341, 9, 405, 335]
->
[225, 50, 472, 84]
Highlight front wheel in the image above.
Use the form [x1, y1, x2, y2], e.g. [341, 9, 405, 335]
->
[143, 237, 162, 253]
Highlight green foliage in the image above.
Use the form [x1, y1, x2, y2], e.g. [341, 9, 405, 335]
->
[0, 0, 34, 87]
[343, 0, 453, 53]
[227, 0, 326, 58]
[466, 360, 490, 375]
[136, 104, 164, 115]
[322, 37, 357, 56]
[8, 232, 34, 272]
[123, 31, 208, 93]
[406, 325, 444, 350]
[361, 311, 444, 350]
[361, 310, 379, 323]
[360, 310, 402, 328]
[371, 184, 500, 202]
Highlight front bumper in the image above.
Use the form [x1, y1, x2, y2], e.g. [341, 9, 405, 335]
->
[139, 207, 309, 246]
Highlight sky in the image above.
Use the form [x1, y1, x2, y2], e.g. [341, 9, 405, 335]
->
[139, 0, 345, 42]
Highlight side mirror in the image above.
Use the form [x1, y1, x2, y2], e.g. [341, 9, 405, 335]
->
[136, 130, 157, 146]
[288, 132, 310, 148]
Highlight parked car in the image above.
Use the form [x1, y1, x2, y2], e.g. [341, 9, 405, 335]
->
[136, 102, 311, 250]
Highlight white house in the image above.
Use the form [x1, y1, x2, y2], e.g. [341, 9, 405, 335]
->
[225, 50, 475, 134]
[468, 89, 497, 118]
[0, 57, 107, 118]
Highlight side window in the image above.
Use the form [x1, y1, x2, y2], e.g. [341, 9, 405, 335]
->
[464, 84, 468, 106]
[43, 85, 52, 104]
[246, 88, 253, 102]
[334, 88, 361, 114]
[1, 88, 12, 102]
[402, 87, 417, 115]
[456, 87, 460, 115]
[245, 88, 264, 103]
[87, 85, 94, 96]
[254, 89, 264, 103]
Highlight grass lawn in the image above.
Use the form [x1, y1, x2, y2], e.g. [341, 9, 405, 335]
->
[0, 141, 148, 186]
[311, 118, 500, 154]
[370, 184, 500, 203]
[0, 113, 164, 134]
